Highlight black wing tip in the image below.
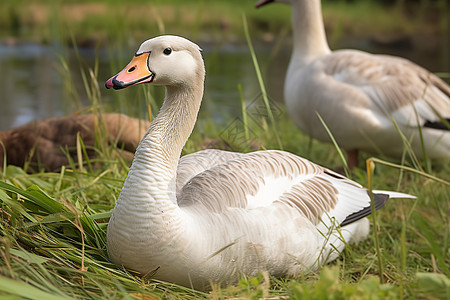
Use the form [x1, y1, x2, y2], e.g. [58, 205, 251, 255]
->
[340, 192, 389, 227]
[424, 119, 450, 130]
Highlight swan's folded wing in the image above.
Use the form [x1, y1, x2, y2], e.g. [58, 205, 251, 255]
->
[178, 150, 373, 227]
[325, 50, 450, 128]
[176, 149, 244, 193]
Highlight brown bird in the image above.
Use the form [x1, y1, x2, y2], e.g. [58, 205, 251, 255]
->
[0, 113, 150, 172]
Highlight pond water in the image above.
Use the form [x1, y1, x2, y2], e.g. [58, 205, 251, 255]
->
[0, 38, 448, 131]
[0, 42, 276, 131]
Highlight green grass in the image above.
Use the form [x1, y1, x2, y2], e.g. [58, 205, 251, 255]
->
[0, 103, 449, 298]
[0, 48, 449, 298]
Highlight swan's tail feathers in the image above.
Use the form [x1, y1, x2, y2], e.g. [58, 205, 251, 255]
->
[340, 190, 416, 227]
[372, 190, 416, 199]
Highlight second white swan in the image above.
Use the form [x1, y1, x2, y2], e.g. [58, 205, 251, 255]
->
[256, 0, 450, 169]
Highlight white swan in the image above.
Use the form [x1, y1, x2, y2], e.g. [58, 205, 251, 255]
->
[256, 0, 450, 168]
[105, 35, 414, 290]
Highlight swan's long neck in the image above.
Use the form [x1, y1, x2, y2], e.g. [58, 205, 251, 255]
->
[136, 84, 203, 176]
[290, 0, 330, 68]
[116, 80, 203, 229]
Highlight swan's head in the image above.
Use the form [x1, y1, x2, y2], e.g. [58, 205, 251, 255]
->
[106, 35, 204, 90]
[255, 0, 290, 8]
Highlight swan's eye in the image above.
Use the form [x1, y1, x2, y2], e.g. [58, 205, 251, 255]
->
[163, 47, 172, 55]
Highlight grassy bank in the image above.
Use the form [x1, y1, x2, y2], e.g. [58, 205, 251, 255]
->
[0, 50, 449, 298]
[0, 106, 449, 298]
[0, 105, 449, 298]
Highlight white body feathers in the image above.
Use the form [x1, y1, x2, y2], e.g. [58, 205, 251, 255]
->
[268, 0, 450, 159]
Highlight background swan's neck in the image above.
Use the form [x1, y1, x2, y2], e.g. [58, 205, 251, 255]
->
[290, 0, 330, 68]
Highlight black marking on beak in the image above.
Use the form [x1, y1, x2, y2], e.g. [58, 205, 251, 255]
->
[105, 73, 154, 90]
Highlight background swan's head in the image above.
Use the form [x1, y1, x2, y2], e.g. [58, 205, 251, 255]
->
[106, 35, 204, 90]
[255, 0, 290, 8]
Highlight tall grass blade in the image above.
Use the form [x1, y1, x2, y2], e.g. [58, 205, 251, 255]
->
[0, 142, 6, 177]
[76, 132, 85, 173]
[242, 14, 282, 150]
[0, 181, 67, 215]
[0, 275, 70, 300]
[366, 159, 384, 283]
[316, 113, 350, 177]
[238, 84, 250, 142]
[368, 157, 449, 186]
[390, 117, 423, 171]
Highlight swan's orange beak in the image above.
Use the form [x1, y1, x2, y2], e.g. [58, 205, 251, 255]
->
[105, 52, 153, 90]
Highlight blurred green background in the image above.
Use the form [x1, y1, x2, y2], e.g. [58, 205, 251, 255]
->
[1, 0, 448, 48]
[0, 0, 448, 131]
